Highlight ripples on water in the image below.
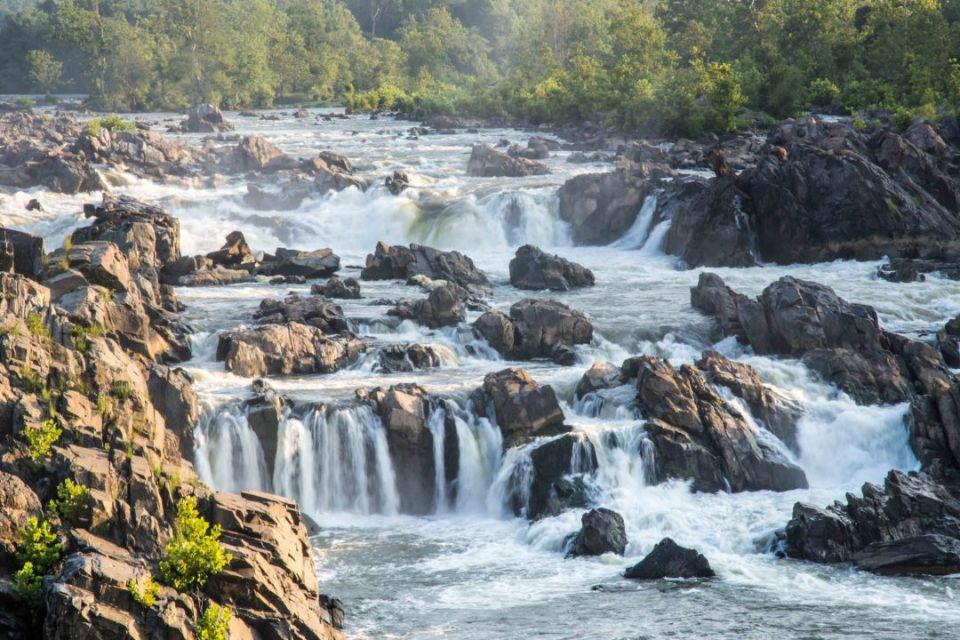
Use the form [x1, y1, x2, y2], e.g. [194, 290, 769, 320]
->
[3, 109, 959, 639]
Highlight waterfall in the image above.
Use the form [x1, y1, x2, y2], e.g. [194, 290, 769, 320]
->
[611, 194, 659, 250]
[194, 404, 269, 494]
[449, 403, 502, 512]
[427, 407, 449, 513]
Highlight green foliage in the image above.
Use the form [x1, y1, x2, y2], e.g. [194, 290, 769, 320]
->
[13, 96, 33, 112]
[128, 576, 161, 608]
[25, 312, 49, 341]
[19, 366, 42, 393]
[48, 478, 91, 526]
[86, 115, 136, 136]
[23, 417, 61, 463]
[110, 380, 134, 400]
[196, 603, 231, 640]
[71, 322, 106, 354]
[16, 517, 61, 574]
[13, 561, 44, 604]
[159, 496, 232, 595]
[26, 49, 62, 94]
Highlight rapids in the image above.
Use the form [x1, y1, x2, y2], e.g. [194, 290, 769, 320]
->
[3, 108, 960, 639]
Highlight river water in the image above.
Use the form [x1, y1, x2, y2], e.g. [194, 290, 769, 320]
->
[2, 109, 959, 639]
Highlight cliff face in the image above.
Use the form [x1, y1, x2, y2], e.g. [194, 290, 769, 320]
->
[0, 194, 342, 640]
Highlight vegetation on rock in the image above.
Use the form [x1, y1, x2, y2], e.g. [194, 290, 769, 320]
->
[159, 496, 232, 595]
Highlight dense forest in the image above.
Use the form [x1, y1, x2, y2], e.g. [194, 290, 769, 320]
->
[2, 0, 960, 136]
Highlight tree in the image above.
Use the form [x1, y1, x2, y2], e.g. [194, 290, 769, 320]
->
[159, 496, 231, 597]
[26, 49, 62, 94]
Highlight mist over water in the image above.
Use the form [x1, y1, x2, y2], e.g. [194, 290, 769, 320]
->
[4, 109, 959, 639]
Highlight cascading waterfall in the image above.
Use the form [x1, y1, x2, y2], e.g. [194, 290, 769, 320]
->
[611, 194, 659, 250]
[194, 404, 269, 494]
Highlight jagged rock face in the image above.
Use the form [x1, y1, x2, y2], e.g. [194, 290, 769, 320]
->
[691, 273, 960, 473]
[0, 229, 45, 279]
[786, 470, 960, 576]
[508, 433, 597, 520]
[509, 245, 595, 291]
[216, 322, 366, 377]
[557, 168, 654, 245]
[474, 368, 566, 448]
[466, 144, 550, 178]
[624, 538, 715, 580]
[565, 508, 627, 558]
[632, 356, 808, 493]
[206, 231, 255, 269]
[361, 241, 492, 296]
[364, 384, 436, 515]
[475, 299, 593, 365]
[254, 295, 350, 334]
[0, 472, 41, 557]
[74, 127, 196, 178]
[376, 344, 445, 373]
[388, 284, 465, 329]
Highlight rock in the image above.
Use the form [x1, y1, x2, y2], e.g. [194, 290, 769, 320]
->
[565, 508, 627, 557]
[388, 284, 465, 329]
[0, 471, 42, 556]
[361, 241, 491, 295]
[466, 144, 550, 178]
[0, 228, 44, 279]
[557, 167, 657, 245]
[223, 135, 292, 172]
[217, 323, 366, 377]
[475, 368, 566, 447]
[317, 150, 353, 174]
[785, 470, 960, 568]
[853, 535, 960, 576]
[205, 231, 255, 269]
[475, 299, 593, 364]
[312, 277, 361, 299]
[509, 245, 595, 291]
[376, 344, 445, 373]
[575, 362, 625, 399]
[634, 356, 808, 492]
[254, 294, 350, 334]
[243, 181, 313, 210]
[67, 242, 133, 292]
[508, 433, 597, 520]
[183, 103, 233, 133]
[624, 538, 715, 579]
[385, 171, 410, 195]
[260, 248, 340, 278]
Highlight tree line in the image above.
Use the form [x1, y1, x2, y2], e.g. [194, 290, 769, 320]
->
[2, 0, 959, 137]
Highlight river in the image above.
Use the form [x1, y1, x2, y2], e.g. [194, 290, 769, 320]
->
[2, 108, 958, 639]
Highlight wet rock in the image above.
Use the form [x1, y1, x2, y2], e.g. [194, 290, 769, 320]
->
[557, 167, 658, 245]
[361, 241, 492, 295]
[853, 535, 960, 576]
[376, 344, 445, 373]
[785, 470, 960, 569]
[509, 245, 595, 291]
[388, 284, 465, 328]
[182, 103, 233, 133]
[624, 538, 715, 579]
[386, 171, 411, 195]
[475, 368, 566, 447]
[222, 135, 292, 172]
[312, 277, 361, 299]
[217, 322, 366, 377]
[254, 294, 350, 334]
[205, 230, 255, 269]
[575, 362, 625, 399]
[259, 247, 340, 278]
[634, 356, 808, 492]
[565, 508, 627, 557]
[510, 433, 597, 520]
[475, 299, 593, 364]
[466, 144, 550, 178]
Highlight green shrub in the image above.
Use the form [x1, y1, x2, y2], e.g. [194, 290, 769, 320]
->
[19, 367, 43, 393]
[16, 517, 60, 573]
[128, 576, 161, 608]
[159, 496, 232, 594]
[48, 478, 92, 526]
[71, 323, 106, 354]
[23, 417, 62, 463]
[25, 312, 49, 340]
[13, 96, 33, 112]
[196, 603, 231, 640]
[808, 78, 841, 107]
[13, 561, 44, 604]
[110, 380, 134, 400]
[87, 115, 136, 136]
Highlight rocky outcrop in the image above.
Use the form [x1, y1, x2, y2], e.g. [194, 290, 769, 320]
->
[312, 277, 361, 299]
[181, 103, 233, 133]
[466, 144, 549, 178]
[216, 323, 366, 377]
[628, 356, 807, 492]
[691, 273, 960, 473]
[785, 470, 960, 576]
[376, 344, 446, 373]
[574, 362, 625, 399]
[473, 368, 566, 448]
[557, 167, 656, 245]
[0, 228, 45, 279]
[509, 245, 595, 291]
[388, 284, 465, 329]
[222, 135, 293, 173]
[564, 508, 627, 558]
[624, 538, 715, 579]
[361, 241, 491, 295]
[0, 113, 106, 193]
[474, 299, 593, 365]
[506, 433, 597, 520]
[259, 248, 340, 279]
[254, 294, 350, 334]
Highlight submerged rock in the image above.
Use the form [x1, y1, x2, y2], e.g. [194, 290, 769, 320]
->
[510, 433, 597, 520]
[565, 508, 627, 558]
[853, 535, 960, 576]
[509, 245, 595, 291]
[376, 344, 446, 373]
[624, 538, 715, 580]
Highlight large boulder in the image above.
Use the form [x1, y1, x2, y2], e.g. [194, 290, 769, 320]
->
[474, 299, 593, 365]
[632, 356, 807, 492]
[388, 284, 464, 329]
[0, 228, 44, 279]
[376, 344, 446, 373]
[506, 433, 598, 520]
[466, 144, 550, 178]
[222, 135, 293, 173]
[565, 508, 627, 557]
[853, 535, 960, 576]
[624, 538, 715, 579]
[361, 242, 491, 295]
[259, 248, 340, 279]
[205, 231, 255, 269]
[216, 323, 366, 377]
[557, 168, 654, 245]
[474, 368, 566, 447]
[182, 103, 233, 133]
[312, 277, 361, 299]
[509, 245, 595, 291]
[254, 294, 350, 335]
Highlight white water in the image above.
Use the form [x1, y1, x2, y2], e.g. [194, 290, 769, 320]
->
[3, 108, 958, 639]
